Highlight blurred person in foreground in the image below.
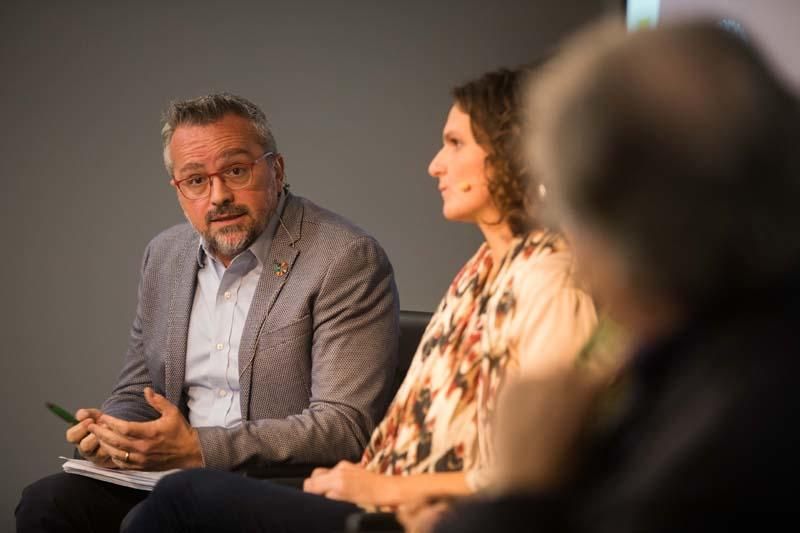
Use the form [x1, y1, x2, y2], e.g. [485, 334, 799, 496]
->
[415, 17, 800, 533]
[123, 66, 598, 532]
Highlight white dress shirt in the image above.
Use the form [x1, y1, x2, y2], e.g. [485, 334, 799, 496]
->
[184, 195, 285, 428]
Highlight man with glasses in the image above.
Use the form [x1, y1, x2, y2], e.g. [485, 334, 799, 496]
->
[16, 93, 399, 532]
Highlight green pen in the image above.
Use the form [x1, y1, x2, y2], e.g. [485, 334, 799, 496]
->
[45, 402, 79, 425]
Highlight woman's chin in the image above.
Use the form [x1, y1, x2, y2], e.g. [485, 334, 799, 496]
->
[442, 206, 477, 224]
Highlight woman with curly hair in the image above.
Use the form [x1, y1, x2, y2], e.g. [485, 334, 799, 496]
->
[124, 66, 597, 533]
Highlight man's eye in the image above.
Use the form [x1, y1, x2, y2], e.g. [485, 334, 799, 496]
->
[223, 165, 248, 178]
[185, 176, 208, 187]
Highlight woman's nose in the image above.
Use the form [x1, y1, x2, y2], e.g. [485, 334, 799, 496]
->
[428, 149, 445, 178]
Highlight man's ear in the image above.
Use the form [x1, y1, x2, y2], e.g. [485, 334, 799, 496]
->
[273, 154, 286, 187]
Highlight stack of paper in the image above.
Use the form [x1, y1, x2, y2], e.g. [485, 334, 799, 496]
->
[59, 457, 181, 491]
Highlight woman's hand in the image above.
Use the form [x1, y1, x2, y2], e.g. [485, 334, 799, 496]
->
[303, 461, 401, 507]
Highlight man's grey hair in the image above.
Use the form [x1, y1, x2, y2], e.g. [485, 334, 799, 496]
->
[531, 19, 800, 311]
[161, 93, 278, 174]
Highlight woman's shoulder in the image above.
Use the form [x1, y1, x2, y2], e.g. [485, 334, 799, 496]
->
[504, 231, 596, 335]
[508, 230, 579, 287]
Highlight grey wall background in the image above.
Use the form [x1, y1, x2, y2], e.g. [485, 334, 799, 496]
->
[1, 0, 610, 528]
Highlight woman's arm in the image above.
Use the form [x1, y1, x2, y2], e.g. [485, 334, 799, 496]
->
[511, 251, 598, 379]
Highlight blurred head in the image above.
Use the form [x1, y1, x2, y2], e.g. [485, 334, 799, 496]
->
[531, 19, 800, 332]
[162, 94, 285, 264]
[429, 68, 539, 236]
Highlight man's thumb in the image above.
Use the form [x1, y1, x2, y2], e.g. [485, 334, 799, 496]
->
[144, 387, 171, 414]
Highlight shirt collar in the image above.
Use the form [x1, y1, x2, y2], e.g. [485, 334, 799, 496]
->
[196, 191, 288, 270]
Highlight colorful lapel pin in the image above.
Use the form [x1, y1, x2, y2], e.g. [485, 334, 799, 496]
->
[272, 260, 289, 277]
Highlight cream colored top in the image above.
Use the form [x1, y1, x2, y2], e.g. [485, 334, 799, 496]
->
[360, 232, 597, 494]
[467, 248, 598, 491]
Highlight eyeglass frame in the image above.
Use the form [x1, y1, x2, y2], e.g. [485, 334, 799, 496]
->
[171, 151, 276, 200]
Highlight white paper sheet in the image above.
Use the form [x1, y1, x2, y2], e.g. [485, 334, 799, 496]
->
[59, 457, 181, 491]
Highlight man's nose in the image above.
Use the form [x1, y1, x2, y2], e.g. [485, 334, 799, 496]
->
[209, 176, 235, 205]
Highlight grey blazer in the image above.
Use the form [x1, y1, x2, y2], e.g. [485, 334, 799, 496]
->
[101, 192, 399, 471]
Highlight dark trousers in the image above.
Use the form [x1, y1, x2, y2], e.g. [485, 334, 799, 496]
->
[123, 469, 361, 532]
[16, 472, 148, 533]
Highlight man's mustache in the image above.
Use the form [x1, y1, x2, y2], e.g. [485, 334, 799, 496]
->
[206, 204, 250, 224]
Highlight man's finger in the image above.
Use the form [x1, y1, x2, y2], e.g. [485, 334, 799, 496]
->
[66, 419, 92, 444]
[143, 387, 175, 416]
[75, 408, 103, 422]
[89, 422, 139, 451]
[78, 433, 100, 456]
[85, 447, 117, 468]
[115, 448, 144, 470]
[95, 413, 153, 439]
[109, 451, 139, 470]
[96, 438, 121, 458]
[97, 440, 138, 470]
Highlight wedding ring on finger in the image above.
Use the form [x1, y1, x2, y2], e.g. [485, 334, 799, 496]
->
[124, 450, 130, 462]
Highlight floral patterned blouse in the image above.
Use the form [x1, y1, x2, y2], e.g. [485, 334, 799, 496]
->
[361, 230, 597, 488]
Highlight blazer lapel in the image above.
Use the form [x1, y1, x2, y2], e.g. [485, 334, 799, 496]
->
[238, 194, 302, 419]
[165, 234, 200, 408]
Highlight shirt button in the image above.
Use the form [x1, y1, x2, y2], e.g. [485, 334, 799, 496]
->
[218, 389, 227, 397]
[216, 343, 224, 350]
[224, 291, 232, 300]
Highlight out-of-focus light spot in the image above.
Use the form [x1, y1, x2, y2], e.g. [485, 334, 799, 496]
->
[636, 18, 654, 29]
[718, 18, 749, 42]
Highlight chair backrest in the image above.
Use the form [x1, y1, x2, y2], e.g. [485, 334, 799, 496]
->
[393, 310, 432, 397]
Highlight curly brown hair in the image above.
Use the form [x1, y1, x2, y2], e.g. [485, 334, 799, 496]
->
[452, 66, 540, 236]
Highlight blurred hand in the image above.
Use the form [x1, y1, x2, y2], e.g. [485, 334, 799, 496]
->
[397, 497, 452, 533]
[303, 461, 399, 507]
[89, 387, 203, 471]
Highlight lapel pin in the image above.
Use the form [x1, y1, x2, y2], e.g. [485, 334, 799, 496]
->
[272, 260, 289, 277]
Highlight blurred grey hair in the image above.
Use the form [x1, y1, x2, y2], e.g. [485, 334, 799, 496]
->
[161, 93, 278, 173]
[530, 18, 800, 311]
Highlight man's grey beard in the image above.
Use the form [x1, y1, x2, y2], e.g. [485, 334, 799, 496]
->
[200, 204, 270, 261]
[203, 221, 266, 260]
